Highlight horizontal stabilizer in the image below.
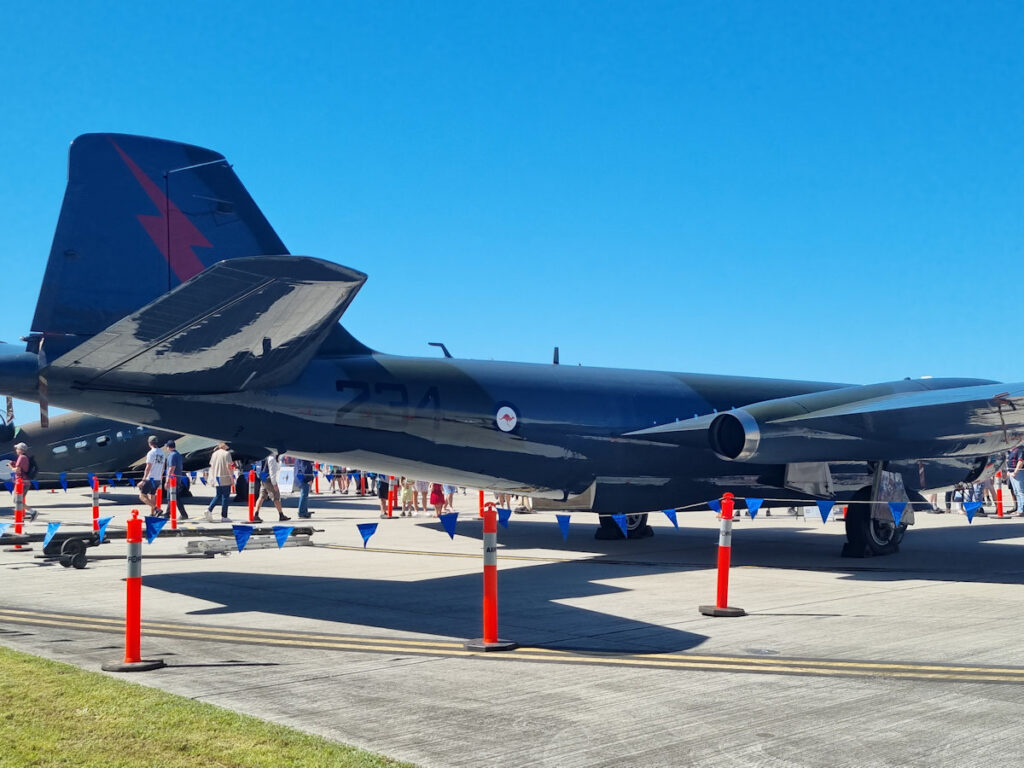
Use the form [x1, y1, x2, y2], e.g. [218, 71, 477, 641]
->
[48, 256, 367, 394]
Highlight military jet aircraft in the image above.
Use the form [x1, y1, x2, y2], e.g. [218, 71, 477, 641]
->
[0, 133, 1018, 556]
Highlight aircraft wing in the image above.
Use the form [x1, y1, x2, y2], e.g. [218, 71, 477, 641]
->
[627, 379, 1024, 463]
[47, 256, 366, 394]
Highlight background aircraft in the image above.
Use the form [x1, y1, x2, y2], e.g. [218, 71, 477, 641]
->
[0, 411, 255, 498]
[0, 133, 1018, 556]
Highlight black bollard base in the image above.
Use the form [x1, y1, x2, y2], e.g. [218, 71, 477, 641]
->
[4, 546, 32, 552]
[463, 638, 518, 652]
[699, 605, 746, 617]
[101, 659, 166, 672]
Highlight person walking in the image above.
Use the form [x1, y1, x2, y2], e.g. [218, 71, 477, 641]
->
[253, 452, 291, 524]
[138, 436, 166, 516]
[206, 442, 234, 523]
[1008, 446, 1024, 517]
[377, 474, 391, 518]
[163, 439, 188, 519]
[11, 442, 37, 521]
[295, 458, 314, 518]
[429, 482, 445, 517]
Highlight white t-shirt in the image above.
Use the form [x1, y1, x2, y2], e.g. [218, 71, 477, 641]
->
[144, 448, 166, 482]
[265, 454, 280, 486]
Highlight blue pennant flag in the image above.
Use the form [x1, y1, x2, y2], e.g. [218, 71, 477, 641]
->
[59, 472, 68, 492]
[189, 471, 197, 482]
[325, 473, 334, 482]
[272, 525, 293, 548]
[31, 480, 39, 490]
[611, 514, 629, 537]
[556, 514, 571, 540]
[439, 512, 459, 539]
[260, 471, 269, 482]
[816, 500, 834, 523]
[708, 499, 721, 514]
[43, 522, 61, 548]
[662, 508, 678, 528]
[3, 481, 12, 494]
[88, 473, 95, 488]
[116, 471, 123, 481]
[357, 522, 378, 548]
[0, 522, 10, 538]
[296, 471, 305, 485]
[497, 507, 512, 529]
[745, 498, 764, 519]
[964, 501, 983, 523]
[129, 478, 137, 488]
[233, 524, 254, 552]
[888, 501, 907, 527]
[200, 475, 207, 485]
[97, 516, 113, 543]
[144, 515, 168, 544]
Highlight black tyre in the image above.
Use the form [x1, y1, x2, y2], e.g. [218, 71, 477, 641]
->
[844, 486, 906, 557]
[595, 513, 652, 540]
[60, 538, 88, 569]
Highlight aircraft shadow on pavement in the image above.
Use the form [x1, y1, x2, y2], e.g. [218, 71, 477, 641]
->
[418, 514, 1024, 586]
[142, 553, 711, 655]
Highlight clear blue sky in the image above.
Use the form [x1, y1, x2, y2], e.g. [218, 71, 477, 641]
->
[2, 2, 1023, 426]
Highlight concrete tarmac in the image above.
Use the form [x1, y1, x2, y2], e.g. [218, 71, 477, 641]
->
[2, 483, 1024, 767]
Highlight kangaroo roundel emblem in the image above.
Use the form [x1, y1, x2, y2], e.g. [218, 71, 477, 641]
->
[495, 405, 518, 432]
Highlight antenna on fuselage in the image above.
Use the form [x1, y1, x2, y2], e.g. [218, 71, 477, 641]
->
[428, 342, 452, 358]
[553, 347, 559, 365]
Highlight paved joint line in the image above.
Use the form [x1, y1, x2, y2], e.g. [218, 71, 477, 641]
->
[1, 607, 1022, 684]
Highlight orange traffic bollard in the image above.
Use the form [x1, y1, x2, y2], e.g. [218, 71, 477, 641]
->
[248, 468, 257, 523]
[996, 471, 1004, 518]
[92, 475, 100, 532]
[387, 475, 395, 517]
[4, 477, 30, 552]
[154, 486, 163, 513]
[478, 489, 484, 518]
[314, 462, 320, 494]
[169, 474, 178, 530]
[699, 492, 746, 617]
[101, 510, 165, 672]
[464, 503, 517, 652]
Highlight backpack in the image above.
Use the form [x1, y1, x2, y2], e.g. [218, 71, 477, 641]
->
[27, 455, 39, 480]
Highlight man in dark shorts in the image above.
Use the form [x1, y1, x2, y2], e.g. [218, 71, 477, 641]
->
[377, 473, 391, 518]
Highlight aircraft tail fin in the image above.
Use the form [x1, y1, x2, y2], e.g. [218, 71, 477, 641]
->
[31, 133, 289, 359]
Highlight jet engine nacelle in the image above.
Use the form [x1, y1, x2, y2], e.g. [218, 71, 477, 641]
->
[708, 377, 1011, 464]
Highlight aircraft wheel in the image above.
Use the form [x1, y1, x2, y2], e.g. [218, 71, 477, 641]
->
[595, 513, 653, 540]
[844, 487, 906, 557]
[59, 557, 72, 568]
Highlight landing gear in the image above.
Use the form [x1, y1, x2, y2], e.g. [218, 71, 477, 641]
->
[842, 486, 906, 557]
[594, 512, 654, 540]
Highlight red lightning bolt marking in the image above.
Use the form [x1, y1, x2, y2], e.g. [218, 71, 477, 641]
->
[109, 138, 212, 283]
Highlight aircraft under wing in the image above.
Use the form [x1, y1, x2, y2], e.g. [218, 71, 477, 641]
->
[47, 256, 367, 394]
[627, 379, 1024, 464]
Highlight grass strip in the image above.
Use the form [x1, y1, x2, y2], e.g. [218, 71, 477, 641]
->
[0, 645, 413, 768]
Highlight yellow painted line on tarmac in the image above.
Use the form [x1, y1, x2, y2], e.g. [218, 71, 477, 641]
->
[1, 607, 1022, 683]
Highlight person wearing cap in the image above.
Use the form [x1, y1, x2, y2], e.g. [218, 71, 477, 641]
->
[163, 439, 187, 520]
[206, 442, 234, 523]
[12, 442, 37, 521]
[138, 435, 167, 515]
